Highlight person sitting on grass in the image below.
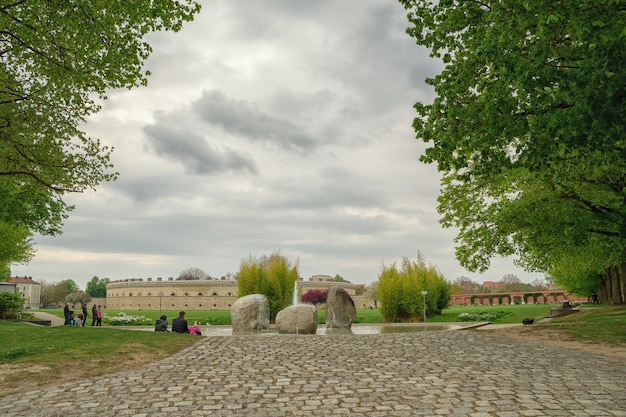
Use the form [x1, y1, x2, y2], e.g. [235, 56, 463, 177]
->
[171, 311, 189, 334]
[75, 313, 84, 327]
[64, 311, 76, 326]
[155, 315, 169, 332]
[189, 321, 202, 336]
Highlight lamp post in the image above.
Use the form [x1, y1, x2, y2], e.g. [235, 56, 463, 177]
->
[421, 291, 428, 323]
[158, 292, 164, 315]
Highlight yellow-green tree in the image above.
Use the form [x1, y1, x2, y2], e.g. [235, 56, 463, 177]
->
[378, 254, 450, 322]
[237, 251, 299, 318]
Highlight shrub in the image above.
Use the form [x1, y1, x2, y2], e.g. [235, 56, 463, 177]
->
[0, 293, 24, 319]
[103, 312, 152, 326]
[458, 310, 513, 322]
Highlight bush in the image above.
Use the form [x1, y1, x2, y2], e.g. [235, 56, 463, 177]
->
[0, 293, 24, 319]
[103, 312, 152, 326]
[458, 310, 513, 322]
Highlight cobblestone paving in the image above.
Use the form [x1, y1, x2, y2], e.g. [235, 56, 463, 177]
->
[2, 330, 625, 416]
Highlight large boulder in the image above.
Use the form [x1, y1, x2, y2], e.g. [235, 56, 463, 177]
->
[231, 294, 270, 332]
[325, 287, 356, 329]
[275, 304, 317, 334]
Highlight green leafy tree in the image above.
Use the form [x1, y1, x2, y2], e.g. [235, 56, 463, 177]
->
[53, 279, 79, 305]
[329, 274, 348, 283]
[237, 251, 299, 319]
[85, 276, 110, 298]
[0, 292, 24, 319]
[400, 0, 626, 302]
[377, 254, 450, 322]
[0, 1, 201, 269]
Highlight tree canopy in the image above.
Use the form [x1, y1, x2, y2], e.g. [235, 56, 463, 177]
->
[377, 253, 450, 322]
[400, 0, 626, 301]
[237, 251, 299, 319]
[85, 276, 110, 298]
[0, 1, 201, 272]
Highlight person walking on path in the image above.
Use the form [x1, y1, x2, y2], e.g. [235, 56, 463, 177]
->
[91, 304, 97, 326]
[82, 305, 88, 327]
[96, 305, 103, 326]
[172, 311, 189, 334]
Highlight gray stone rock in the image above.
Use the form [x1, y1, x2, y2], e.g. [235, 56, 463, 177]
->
[325, 287, 356, 329]
[275, 304, 317, 334]
[231, 294, 270, 332]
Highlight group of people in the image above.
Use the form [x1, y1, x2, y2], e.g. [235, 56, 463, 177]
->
[63, 303, 103, 326]
[155, 311, 202, 335]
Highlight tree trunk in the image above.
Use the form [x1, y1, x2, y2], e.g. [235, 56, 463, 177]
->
[598, 269, 610, 303]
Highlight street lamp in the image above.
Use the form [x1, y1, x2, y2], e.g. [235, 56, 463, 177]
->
[158, 292, 164, 315]
[421, 291, 428, 323]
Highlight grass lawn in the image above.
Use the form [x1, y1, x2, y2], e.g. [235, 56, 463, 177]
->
[428, 304, 557, 324]
[0, 320, 199, 395]
[549, 305, 626, 345]
[38, 303, 563, 326]
[34, 308, 233, 326]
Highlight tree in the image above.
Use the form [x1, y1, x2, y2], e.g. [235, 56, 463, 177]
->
[66, 291, 91, 308]
[0, 1, 201, 270]
[329, 274, 349, 283]
[497, 274, 529, 293]
[400, 1, 626, 302]
[450, 276, 481, 294]
[0, 292, 24, 319]
[85, 276, 110, 298]
[301, 289, 327, 306]
[377, 253, 450, 322]
[177, 267, 208, 280]
[237, 251, 299, 319]
[53, 279, 79, 305]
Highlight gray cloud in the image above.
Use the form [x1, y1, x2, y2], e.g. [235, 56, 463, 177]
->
[143, 123, 258, 175]
[192, 90, 318, 153]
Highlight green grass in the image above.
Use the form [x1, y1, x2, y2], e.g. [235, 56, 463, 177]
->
[0, 320, 200, 395]
[40, 304, 555, 326]
[35, 309, 233, 326]
[548, 305, 626, 345]
[428, 304, 556, 324]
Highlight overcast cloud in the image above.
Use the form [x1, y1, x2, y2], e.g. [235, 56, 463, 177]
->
[13, 1, 545, 288]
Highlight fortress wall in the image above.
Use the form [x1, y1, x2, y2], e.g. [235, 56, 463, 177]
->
[106, 279, 363, 311]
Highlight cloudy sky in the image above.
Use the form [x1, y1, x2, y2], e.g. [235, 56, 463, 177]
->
[13, 1, 545, 289]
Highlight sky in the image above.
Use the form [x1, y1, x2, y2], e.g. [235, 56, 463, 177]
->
[12, 1, 546, 289]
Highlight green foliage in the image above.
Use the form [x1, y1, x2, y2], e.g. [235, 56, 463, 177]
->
[400, 0, 626, 299]
[103, 312, 153, 326]
[458, 310, 513, 323]
[429, 304, 553, 324]
[0, 292, 24, 319]
[0, 1, 201, 268]
[237, 251, 299, 318]
[85, 276, 110, 298]
[377, 253, 450, 322]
